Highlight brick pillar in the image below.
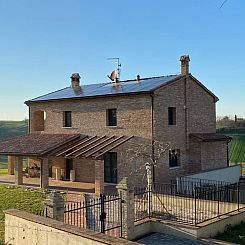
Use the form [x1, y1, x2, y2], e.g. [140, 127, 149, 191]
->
[14, 156, 23, 185]
[95, 160, 104, 194]
[8, 156, 14, 175]
[43, 191, 64, 222]
[41, 157, 49, 188]
[116, 177, 135, 240]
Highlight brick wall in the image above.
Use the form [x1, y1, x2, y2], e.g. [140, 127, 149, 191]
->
[27, 76, 226, 185]
[152, 76, 223, 182]
[29, 95, 152, 139]
[74, 158, 95, 183]
[201, 141, 228, 170]
[186, 77, 216, 134]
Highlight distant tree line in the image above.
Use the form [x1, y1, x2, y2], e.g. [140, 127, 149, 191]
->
[217, 115, 245, 128]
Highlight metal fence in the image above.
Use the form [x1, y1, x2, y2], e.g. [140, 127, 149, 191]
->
[241, 163, 245, 178]
[64, 194, 122, 238]
[134, 181, 245, 225]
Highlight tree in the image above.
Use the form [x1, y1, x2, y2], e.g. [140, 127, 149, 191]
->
[125, 140, 171, 217]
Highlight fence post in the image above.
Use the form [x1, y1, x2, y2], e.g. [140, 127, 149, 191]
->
[100, 194, 106, 233]
[116, 177, 135, 240]
[217, 187, 220, 218]
[43, 191, 64, 222]
[194, 187, 197, 225]
[237, 182, 240, 211]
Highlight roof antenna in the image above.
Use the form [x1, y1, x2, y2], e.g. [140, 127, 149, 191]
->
[107, 57, 121, 82]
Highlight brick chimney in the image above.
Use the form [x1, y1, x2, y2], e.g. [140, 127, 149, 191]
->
[180, 55, 190, 75]
[70, 73, 81, 90]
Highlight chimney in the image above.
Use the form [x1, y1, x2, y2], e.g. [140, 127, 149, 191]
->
[180, 55, 190, 75]
[136, 74, 141, 82]
[70, 73, 81, 90]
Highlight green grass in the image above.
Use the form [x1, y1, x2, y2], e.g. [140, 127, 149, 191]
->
[0, 185, 47, 244]
[228, 133, 245, 163]
[214, 222, 245, 244]
[0, 169, 7, 175]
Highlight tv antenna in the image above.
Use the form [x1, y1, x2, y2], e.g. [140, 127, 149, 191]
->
[107, 57, 121, 82]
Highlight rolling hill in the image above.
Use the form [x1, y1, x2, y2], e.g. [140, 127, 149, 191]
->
[0, 120, 28, 140]
[0, 120, 28, 166]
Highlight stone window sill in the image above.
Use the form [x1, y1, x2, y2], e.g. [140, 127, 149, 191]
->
[169, 166, 181, 170]
[105, 182, 117, 185]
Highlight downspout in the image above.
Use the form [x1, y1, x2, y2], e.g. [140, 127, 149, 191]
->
[150, 92, 155, 183]
[28, 107, 30, 134]
[184, 75, 188, 149]
[227, 138, 232, 167]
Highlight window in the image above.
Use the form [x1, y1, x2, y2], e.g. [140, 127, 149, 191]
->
[107, 108, 117, 126]
[169, 149, 180, 168]
[33, 110, 46, 131]
[65, 159, 73, 180]
[168, 107, 176, 125]
[63, 111, 72, 127]
[104, 152, 117, 183]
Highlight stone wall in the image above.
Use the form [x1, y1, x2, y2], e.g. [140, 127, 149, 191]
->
[5, 209, 139, 245]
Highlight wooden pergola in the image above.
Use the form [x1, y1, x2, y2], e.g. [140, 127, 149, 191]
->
[0, 134, 133, 194]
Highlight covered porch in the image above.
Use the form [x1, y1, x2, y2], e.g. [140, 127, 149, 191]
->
[0, 133, 133, 194]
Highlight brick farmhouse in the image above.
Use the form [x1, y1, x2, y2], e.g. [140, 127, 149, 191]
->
[0, 55, 230, 193]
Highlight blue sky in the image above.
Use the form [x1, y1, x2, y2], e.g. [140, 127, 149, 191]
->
[0, 0, 244, 120]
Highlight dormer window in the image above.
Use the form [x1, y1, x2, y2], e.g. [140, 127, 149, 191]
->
[63, 111, 72, 127]
[107, 108, 117, 126]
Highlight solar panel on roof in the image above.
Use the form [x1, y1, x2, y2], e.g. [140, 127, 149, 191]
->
[27, 75, 180, 102]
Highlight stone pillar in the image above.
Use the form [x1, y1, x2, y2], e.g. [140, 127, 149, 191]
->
[95, 160, 104, 194]
[14, 156, 23, 185]
[41, 157, 49, 188]
[8, 156, 14, 175]
[116, 177, 135, 240]
[43, 191, 64, 222]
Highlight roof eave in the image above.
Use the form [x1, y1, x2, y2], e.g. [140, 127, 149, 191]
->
[25, 91, 151, 105]
[189, 74, 219, 102]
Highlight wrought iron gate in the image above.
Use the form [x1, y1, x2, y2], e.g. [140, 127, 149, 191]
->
[64, 194, 122, 238]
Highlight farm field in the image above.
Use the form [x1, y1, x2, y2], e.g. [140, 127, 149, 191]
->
[228, 133, 245, 163]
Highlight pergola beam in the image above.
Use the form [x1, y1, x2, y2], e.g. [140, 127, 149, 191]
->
[65, 136, 106, 157]
[55, 136, 93, 157]
[83, 136, 124, 158]
[95, 136, 134, 159]
[75, 135, 117, 158]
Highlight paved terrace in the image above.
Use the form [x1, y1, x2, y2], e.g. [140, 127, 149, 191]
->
[0, 174, 117, 195]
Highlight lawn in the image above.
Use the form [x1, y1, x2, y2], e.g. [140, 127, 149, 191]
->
[228, 133, 245, 163]
[214, 222, 245, 244]
[0, 185, 47, 244]
[0, 169, 7, 175]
